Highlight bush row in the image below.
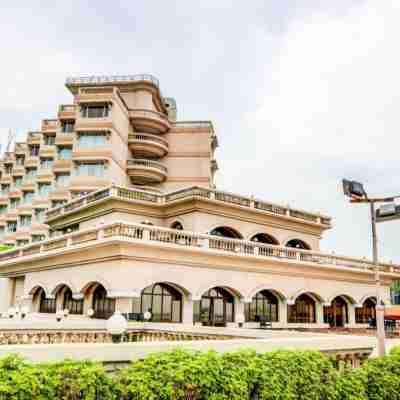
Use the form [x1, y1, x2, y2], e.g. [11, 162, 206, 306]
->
[1, 347, 400, 399]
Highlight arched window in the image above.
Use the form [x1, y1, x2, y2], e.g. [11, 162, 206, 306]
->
[92, 285, 115, 319]
[209, 226, 242, 239]
[139, 283, 182, 322]
[323, 296, 348, 327]
[194, 287, 235, 326]
[171, 221, 183, 230]
[250, 233, 279, 245]
[286, 239, 311, 250]
[356, 298, 376, 324]
[245, 290, 279, 322]
[288, 293, 316, 323]
[63, 288, 84, 315]
[39, 290, 56, 314]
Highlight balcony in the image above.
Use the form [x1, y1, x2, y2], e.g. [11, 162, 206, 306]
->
[36, 168, 54, 182]
[49, 187, 70, 201]
[25, 156, 39, 168]
[0, 175, 12, 185]
[69, 176, 111, 192]
[126, 159, 168, 184]
[58, 104, 76, 120]
[39, 145, 56, 158]
[8, 189, 22, 199]
[72, 146, 112, 161]
[15, 143, 27, 155]
[53, 159, 72, 172]
[0, 196, 8, 206]
[128, 133, 169, 158]
[27, 132, 42, 145]
[12, 165, 25, 176]
[55, 133, 74, 146]
[5, 211, 18, 221]
[21, 178, 36, 191]
[129, 109, 170, 134]
[42, 119, 58, 132]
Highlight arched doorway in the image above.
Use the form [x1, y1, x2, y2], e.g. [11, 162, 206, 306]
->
[92, 284, 115, 319]
[250, 233, 279, 245]
[356, 297, 376, 324]
[196, 287, 235, 326]
[38, 289, 56, 314]
[286, 239, 311, 250]
[288, 293, 316, 323]
[324, 296, 348, 327]
[209, 226, 242, 239]
[139, 283, 182, 322]
[63, 287, 84, 315]
[245, 290, 279, 323]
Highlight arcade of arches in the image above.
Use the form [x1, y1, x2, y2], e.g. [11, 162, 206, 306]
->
[31, 282, 378, 328]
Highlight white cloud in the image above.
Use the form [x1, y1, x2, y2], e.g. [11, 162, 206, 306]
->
[247, 1, 400, 160]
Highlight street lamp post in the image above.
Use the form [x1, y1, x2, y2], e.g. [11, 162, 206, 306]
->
[342, 179, 394, 357]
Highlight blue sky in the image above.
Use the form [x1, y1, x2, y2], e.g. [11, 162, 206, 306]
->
[1, 1, 399, 262]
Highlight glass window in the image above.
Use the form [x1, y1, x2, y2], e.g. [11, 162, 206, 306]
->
[80, 104, 109, 118]
[287, 294, 316, 323]
[51, 200, 67, 208]
[44, 135, 55, 145]
[40, 158, 53, 169]
[245, 291, 279, 323]
[38, 183, 51, 197]
[58, 147, 72, 160]
[17, 240, 29, 247]
[25, 168, 37, 180]
[0, 205, 7, 214]
[4, 165, 12, 174]
[10, 198, 20, 209]
[75, 163, 105, 177]
[55, 173, 70, 187]
[7, 221, 17, 233]
[15, 156, 24, 166]
[35, 208, 46, 223]
[63, 288, 83, 315]
[23, 191, 34, 204]
[1, 185, 10, 195]
[61, 121, 75, 133]
[39, 290, 56, 314]
[14, 177, 23, 188]
[77, 132, 107, 147]
[92, 285, 115, 319]
[20, 215, 32, 227]
[30, 145, 40, 156]
[32, 234, 46, 243]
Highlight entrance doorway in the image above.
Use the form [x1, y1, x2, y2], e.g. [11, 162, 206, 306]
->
[324, 296, 348, 327]
[198, 287, 235, 326]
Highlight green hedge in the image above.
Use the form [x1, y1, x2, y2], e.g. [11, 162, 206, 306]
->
[1, 348, 400, 399]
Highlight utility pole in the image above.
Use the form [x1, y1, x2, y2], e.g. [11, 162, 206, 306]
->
[342, 179, 396, 357]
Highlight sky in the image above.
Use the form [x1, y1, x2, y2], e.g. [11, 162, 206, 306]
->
[1, 0, 399, 262]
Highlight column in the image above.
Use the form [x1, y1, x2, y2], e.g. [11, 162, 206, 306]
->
[182, 297, 194, 325]
[234, 298, 246, 327]
[316, 302, 325, 327]
[0, 278, 12, 313]
[279, 300, 288, 328]
[347, 303, 357, 327]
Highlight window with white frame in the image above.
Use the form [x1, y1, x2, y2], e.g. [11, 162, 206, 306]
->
[38, 183, 51, 197]
[55, 173, 70, 187]
[75, 162, 105, 177]
[7, 221, 17, 233]
[23, 191, 34, 204]
[20, 215, 32, 227]
[77, 132, 107, 148]
[10, 198, 20, 210]
[35, 208, 46, 223]
[80, 104, 109, 118]
[40, 158, 53, 169]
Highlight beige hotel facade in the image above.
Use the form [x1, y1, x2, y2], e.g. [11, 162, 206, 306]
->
[0, 74, 398, 329]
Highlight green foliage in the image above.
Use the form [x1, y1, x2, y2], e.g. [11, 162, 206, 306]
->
[2, 347, 400, 399]
[0, 244, 12, 252]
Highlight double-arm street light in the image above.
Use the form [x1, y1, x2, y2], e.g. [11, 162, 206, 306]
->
[342, 179, 400, 357]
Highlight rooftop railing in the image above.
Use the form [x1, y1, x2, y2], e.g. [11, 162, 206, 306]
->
[0, 221, 397, 275]
[66, 74, 160, 88]
[45, 185, 331, 226]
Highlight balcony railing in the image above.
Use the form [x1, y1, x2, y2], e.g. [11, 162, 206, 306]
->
[0, 221, 398, 276]
[129, 108, 169, 122]
[66, 74, 159, 88]
[58, 104, 76, 113]
[127, 159, 168, 174]
[128, 133, 169, 149]
[45, 185, 331, 227]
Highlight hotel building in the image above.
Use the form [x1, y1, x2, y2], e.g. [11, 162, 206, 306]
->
[0, 74, 398, 329]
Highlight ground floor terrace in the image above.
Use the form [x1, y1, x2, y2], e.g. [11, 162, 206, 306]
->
[4, 277, 381, 329]
[0, 221, 395, 330]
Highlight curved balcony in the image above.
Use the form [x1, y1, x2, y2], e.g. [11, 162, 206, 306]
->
[128, 133, 169, 158]
[126, 159, 167, 184]
[129, 109, 170, 134]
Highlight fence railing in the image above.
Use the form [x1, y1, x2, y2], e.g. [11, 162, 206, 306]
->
[45, 185, 331, 226]
[0, 221, 398, 275]
[66, 74, 160, 88]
